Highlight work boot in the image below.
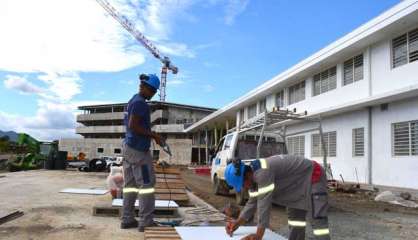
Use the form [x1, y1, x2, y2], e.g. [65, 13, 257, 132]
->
[120, 219, 138, 229]
[138, 221, 159, 232]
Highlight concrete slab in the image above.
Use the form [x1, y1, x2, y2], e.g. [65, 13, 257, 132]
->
[175, 226, 287, 240]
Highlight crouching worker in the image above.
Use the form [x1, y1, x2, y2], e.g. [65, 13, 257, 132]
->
[224, 155, 331, 240]
[121, 73, 163, 232]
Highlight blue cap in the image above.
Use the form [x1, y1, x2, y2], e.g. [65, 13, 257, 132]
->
[224, 162, 245, 193]
[141, 74, 160, 91]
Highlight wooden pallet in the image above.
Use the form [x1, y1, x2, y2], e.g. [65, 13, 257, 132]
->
[144, 227, 181, 240]
[93, 203, 177, 218]
[154, 166, 189, 204]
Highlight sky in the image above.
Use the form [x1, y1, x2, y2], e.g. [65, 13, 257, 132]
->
[0, 0, 401, 141]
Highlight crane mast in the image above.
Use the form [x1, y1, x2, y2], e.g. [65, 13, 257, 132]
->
[96, 0, 178, 101]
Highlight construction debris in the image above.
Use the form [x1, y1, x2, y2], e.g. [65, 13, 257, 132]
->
[0, 210, 24, 225]
[375, 191, 418, 208]
[59, 188, 108, 195]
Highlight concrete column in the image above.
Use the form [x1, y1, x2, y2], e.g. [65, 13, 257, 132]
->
[214, 125, 218, 146]
[226, 120, 229, 131]
[205, 128, 209, 165]
[198, 130, 201, 164]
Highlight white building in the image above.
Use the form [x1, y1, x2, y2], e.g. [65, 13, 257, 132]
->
[185, 0, 418, 189]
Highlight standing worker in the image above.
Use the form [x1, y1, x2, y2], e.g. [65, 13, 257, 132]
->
[121, 73, 163, 232]
[225, 155, 331, 240]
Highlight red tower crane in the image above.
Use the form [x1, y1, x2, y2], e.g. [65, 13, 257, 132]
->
[96, 0, 178, 102]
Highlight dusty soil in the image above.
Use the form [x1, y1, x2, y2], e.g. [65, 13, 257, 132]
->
[0, 170, 143, 240]
[181, 169, 418, 240]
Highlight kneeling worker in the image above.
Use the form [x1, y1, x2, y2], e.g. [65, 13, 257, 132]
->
[225, 155, 331, 240]
[121, 73, 163, 232]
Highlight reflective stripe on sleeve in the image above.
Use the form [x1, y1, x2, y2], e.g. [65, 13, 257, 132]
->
[288, 220, 307, 227]
[259, 158, 267, 169]
[123, 188, 139, 193]
[248, 183, 275, 198]
[313, 228, 330, 236]
[138, 187, 155, 195]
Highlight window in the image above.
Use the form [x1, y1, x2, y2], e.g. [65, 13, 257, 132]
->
[352, 128, 365, 157]
[286, 135, 305, 156]
[392, 120, 418, 156]
[312, 131, 337, 157]
[275, 90, 284, 108]
[313, 66, 337, 96]
[97, 148, 104, 153]
[239, 109, 245, 123]
[288, 81, 305, 105]
[392, 28, 418, 68]
[344, 54, 364, 85]
[224, 135, 234, 150]
[259, 98, 266, 113]
[114, 148, 121, 154]
[248, 104, 257, 119]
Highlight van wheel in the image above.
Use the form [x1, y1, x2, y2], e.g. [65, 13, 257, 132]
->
[236, 190, 248, 206]
[213, 175, 223, 195]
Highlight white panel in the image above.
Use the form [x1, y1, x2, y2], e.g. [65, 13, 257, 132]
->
[175, 226, 287, 240]
[112, 199, 178, 208]
[59, 188, 108, 195]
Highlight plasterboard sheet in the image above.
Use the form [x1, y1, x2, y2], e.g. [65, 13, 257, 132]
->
[112, 199, 178, 208]
[175, 226, 287, 240]
[59, 188, 108, 195]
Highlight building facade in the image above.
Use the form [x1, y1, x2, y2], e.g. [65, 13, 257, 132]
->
[185, 0, 418, 189]
[59, 101, 216, 165]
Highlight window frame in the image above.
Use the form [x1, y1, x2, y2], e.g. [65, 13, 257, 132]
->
[391, 27, 418, 69]
[286, 135, 305, 156]
[343, 54, 364, 86]
[275, 90, 284, 108]
[352, 128, 365, 157]
[392, 120, 418, 156]
[312, 66, 337, 96]
[311, 131, 337, 157]
[288, 81, 306, 105]
[97, 147, 104, 153]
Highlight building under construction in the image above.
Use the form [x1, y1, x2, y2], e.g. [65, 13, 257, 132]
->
[59, 101, 216, 165]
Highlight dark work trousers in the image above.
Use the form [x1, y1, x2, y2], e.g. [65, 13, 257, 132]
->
[287, 207, 330, 240]
[121, 144, 155, 228]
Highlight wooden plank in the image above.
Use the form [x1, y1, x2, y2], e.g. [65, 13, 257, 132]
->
[93, 204, 177, 218]
[155, 188, 186, 194]
[156, 174, 181, 179]
[154, 168, 181, 175]
[156, 178, 183, 183]
[156, 194, 189, 201]
[155, 182, 185, 189]
[145, 227, 181, 240]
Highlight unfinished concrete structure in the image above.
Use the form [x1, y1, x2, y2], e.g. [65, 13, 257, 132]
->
[186, 0, 418, 189]
[59, 101, 216, 165]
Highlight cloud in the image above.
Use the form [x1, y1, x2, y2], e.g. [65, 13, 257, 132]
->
[0, 100, 111, 141]
[38, 72, 82, 102]
[167, 80, 185, 86]
[224, 0, 250, 25]
[4, 75, 44, 94]
[203, 84, 215, 92]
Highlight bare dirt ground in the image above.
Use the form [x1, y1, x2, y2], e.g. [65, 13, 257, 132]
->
[181, 169, 418, 240]
[0, 170, 143, 240]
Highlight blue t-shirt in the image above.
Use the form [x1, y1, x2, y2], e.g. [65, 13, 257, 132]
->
[124, 94, 151, 151]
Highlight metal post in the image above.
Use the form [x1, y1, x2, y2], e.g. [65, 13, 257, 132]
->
[214, 125, 218, 146]
[256, 113, 267, 159]
[318, 116, 328, 172]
